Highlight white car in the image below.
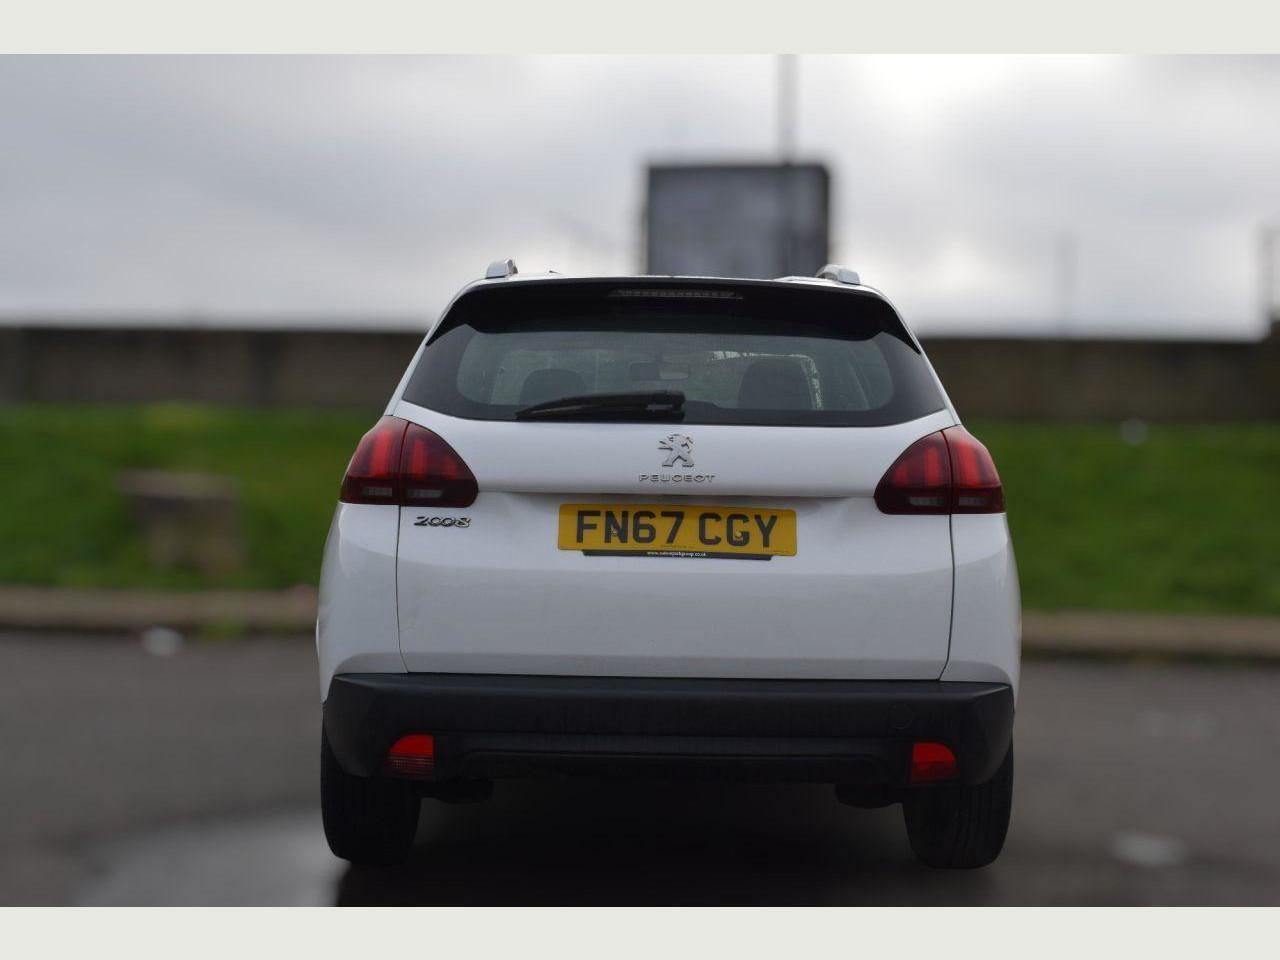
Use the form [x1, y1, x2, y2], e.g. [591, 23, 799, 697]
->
[317, 261, 1020, 869]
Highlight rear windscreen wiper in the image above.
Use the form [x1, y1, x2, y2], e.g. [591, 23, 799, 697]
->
[515, 390, 686, 421]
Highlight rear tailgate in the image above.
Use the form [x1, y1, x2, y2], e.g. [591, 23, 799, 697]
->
[393, 401, 956, 679]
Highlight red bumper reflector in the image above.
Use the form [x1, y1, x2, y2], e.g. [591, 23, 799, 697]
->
[910, 741, 958, 784]
[384, 733, 435, 779]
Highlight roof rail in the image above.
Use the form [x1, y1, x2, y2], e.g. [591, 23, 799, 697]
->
[484, 258, 518, 280]
[816, 264, 860, 285]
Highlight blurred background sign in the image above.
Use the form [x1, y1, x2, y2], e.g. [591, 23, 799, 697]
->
[646, 163, 830, 278]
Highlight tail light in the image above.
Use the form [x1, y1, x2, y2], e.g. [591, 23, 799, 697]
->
[874, 431, 951, 514]
[340, 416, 478, 507]
[945, 427, 1004, 513]
[910, 741, 958, 784]
[340, 417, 406, 504]
[874, 426, 1004, 515]
[399, 420, 480, 507]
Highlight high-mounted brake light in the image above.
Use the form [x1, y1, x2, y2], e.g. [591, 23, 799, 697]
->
[874, 426, 1004, 515]
[340, 416, 478, 507]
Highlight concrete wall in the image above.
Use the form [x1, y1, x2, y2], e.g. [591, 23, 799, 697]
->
[924, 335, 1280, 421]
[1, 323, 1277, 419]
[0, 326, 423, 409]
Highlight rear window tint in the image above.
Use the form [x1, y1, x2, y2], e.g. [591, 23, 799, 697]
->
[403, 280, 944, 426]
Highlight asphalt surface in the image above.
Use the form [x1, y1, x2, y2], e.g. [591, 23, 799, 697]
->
[2, 631, 1278, 905]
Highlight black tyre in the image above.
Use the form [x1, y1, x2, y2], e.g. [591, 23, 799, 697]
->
[321, 727, 420, 865]
[902, 744, 1013, 869]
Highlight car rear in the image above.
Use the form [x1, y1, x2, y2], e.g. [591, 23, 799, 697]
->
[317, 270, 1019, 869]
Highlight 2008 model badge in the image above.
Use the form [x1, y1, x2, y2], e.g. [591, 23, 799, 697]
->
[658, 434, 695, 468]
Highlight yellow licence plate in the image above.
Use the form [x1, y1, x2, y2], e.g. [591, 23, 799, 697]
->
[558, 504, 797, 560]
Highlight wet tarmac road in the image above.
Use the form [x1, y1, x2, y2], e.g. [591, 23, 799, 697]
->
[3, 632, 1278, 905]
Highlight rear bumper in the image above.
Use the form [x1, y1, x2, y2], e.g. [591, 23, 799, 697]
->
[324, 673, 1014, 787]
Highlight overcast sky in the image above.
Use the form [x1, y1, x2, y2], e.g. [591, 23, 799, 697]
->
[2, 55, 1279, 338]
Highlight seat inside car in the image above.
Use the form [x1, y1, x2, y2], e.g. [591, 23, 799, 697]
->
[737, 357, 814, 410]
[519, 368, 587, 406]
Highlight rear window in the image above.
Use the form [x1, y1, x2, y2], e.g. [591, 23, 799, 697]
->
[402, 280, 944, 426]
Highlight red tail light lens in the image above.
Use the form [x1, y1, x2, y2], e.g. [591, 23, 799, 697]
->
[910, 741, 958, 784]
[340, 416, 478, 507]
[874, 431, 951, 514]
[340, 416, 408, 504]
[874, 426, 1003, 515]
[399, 423, 478, 507]
[945, 426, 1004, 513]
[384, 733, 435, 779]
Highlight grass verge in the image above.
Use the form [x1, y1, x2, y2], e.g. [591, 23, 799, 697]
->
[0, 405, 1276, 614]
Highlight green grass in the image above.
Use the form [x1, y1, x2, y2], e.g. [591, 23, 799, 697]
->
[970, 419, 1280, 615]
[0, 405, 375, 590]
[0, 405, 1277, 614]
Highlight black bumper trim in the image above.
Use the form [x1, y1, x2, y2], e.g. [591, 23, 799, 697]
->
[324, 673, 1014, 786]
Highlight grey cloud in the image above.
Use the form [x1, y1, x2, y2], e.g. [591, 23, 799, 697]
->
[1, 55, 1278, 336]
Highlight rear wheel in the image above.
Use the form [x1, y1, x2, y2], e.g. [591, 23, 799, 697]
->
[902, 744, 1013, 869]
[321, 728, 420, 864]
